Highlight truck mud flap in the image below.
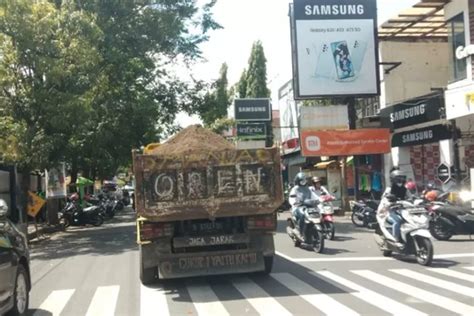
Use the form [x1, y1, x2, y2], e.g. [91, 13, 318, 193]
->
[158, 250, 265, 279]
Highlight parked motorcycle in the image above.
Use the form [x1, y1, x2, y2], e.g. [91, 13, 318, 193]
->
[428, 203, 474, 240]
[350, 199, 378, 228]
[318, 194, 336, 240]
[286, 201, 325, 253]
[374, 198, 434, 266]
[59, 200, 104, 227]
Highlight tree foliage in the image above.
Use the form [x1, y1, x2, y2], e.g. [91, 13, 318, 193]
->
[238, 41, 270, 98]
[0, 0, 220, 179]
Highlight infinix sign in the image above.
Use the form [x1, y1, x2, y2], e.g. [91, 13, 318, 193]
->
[455, 45, 474, 59]
[304, 4, 364, 16]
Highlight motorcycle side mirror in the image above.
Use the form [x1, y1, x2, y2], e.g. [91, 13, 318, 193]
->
[386, 194, 397, 203]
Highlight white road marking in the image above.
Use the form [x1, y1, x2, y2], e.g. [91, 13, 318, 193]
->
[232, 277, 292, 316]
[272, 273, 359, 316]
[315, 271, 426, 316]
[34, 289, 75, 316]
[140, 285, 170, 316]
[186, 283, 229, 316]
[353, 270, 474, 315]
[86, 285, 120, 316]
[463, 267, 474, 271]
[391, 269, 474, 297]
[427, 268, 474, 282]
[276, 251, 474, 263]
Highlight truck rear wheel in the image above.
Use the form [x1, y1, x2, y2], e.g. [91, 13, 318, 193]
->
[263, 256, 273, 274]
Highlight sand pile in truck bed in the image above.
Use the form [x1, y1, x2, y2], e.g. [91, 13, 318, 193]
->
[151, 125, 235, 156]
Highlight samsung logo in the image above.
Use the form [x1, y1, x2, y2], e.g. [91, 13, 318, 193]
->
[304, 4, 364, 16]
[402, 130, 433, 143]
[390, 104, 426, 123]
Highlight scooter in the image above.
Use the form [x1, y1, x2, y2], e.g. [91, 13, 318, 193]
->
[350, 199, 378, 228]
[374, 198, 434, 266]
[428, 203, 474, 240]
[318, 194, 336, 240]
[287, 201, 325, 253]
[59, 200, 104, 227]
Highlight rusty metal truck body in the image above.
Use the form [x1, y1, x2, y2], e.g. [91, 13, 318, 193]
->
[133, 147, 283, 283]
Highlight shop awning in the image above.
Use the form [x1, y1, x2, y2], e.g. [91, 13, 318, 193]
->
[314, 160, 337, 169]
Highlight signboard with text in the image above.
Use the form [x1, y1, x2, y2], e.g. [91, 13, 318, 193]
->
[234, 99, 271, 121]
[290, 0, 380, 98]
[236, 123, 267, 140]
[391, 124, 452, 147]
[300, 105, 349, 130]
[437, 163, 454, 184]
[301, 128, 390, 156]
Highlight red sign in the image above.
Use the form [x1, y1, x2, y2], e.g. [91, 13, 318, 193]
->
[301, 129, 391, 156]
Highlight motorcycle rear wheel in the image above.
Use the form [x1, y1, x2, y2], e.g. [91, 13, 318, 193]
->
[312, 230, 325, 253]
[351, 211, 365, 227]
[92, 215, 104, 227]
[416, 237, 433, 266]
[429, 219, 453, 241]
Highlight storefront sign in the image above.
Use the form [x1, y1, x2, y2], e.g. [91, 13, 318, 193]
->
[455, 44, 474, 59]
[391, 124, 452, 147]
[234, 99, 271, 121]
[290, 0, 380, 98]
[380, 94, 444, 129]
[437, 163, 454, 184]
[236, 123, 267, 139]
[300, 105, 349, 130]
[301, 128, 390, 156]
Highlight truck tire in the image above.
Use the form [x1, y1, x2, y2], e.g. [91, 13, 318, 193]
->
[139, 250, 156, 285]
[263, 256, 273, 274]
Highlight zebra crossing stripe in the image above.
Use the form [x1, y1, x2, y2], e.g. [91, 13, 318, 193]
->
[272, 273, 360, 316]
[315, 271, 426, 316]
[140, 285, 169, 316]
[186, 283, 230, 316]
[464, 267, 474, 271]
[391, 269, 474, 298]
[353, 270, 474, 315]
[85, 285, 120, 316]
[33, 289, 75, 316]
[232, 277, 292, 316]
[427, 268, 474, 282]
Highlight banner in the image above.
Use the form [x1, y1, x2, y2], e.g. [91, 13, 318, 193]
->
[301, 129, 390, 156]
[27, 191, 46, 217]
[234, 99, 271, 121]
[291, 0, 380, 98]
[300, 105, 349, 130]
[391, 124, 452, 147]
[45, 163, 67, 199]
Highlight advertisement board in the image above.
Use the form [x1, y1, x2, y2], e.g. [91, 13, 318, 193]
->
[236, 123, 267, 140]
[300, 105, 349, 130]
[391, 124, 452, 147]
[234, 99, 271, 121]
[301, 129, 390, 156]
[278, 81, 300, 154]
[45, 163, 67, 199]
[290, 0, 380, 98]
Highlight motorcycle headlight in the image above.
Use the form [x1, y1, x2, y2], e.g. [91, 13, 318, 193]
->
[323, 206, 333, 214]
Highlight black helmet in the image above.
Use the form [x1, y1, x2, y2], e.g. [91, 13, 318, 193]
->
[294, 172, 308, 186]
[390, 169, 407, 187]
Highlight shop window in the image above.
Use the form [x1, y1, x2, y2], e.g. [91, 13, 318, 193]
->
[448, 13, 467, 82]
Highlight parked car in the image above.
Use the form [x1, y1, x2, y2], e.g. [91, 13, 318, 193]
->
[0, 199, 30, 315]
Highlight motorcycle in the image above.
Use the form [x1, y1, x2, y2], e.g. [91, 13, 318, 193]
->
[318, 194, 336, 240]
[374, 198, 434, 266]
[59, 200, 104, 227]
[428, 203, 474, 240]
[286, 201, 325, 253]
[350, 199, 378, 228]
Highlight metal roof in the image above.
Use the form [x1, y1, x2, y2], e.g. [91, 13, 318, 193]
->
[378, 0, 450, 41]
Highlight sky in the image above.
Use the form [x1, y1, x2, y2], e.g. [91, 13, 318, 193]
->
[176, 0, 419, 127]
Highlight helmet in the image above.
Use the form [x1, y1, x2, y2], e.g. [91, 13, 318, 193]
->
[312, 176, 321, 184]
[390, 169, 407, 187]
[425, 190, 438, 202]
[294, 172, 308, 186]
[405, 181, 416, 191]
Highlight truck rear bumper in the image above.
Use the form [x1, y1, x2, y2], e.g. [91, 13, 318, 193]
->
[141, 234, 274, 279]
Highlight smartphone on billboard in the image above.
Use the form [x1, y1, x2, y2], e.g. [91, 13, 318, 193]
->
[350, 40, 368, 74]
[314, 43, 335, 79]
[330, 41, 355, 81]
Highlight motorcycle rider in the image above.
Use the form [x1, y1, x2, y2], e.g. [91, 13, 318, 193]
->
[377, 168, 412, 247]
[310, 176, 331, 199]
[289, 172, 317, 240]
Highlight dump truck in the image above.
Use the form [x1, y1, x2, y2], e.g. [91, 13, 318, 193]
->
[133, 126, 283, 283]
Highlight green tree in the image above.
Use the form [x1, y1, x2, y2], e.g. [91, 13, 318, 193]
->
[197, 63, 231, 126]
[237, 68, 247, 98]
[244, 40, 270, 98]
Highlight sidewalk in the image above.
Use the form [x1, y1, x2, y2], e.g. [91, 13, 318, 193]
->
[27, 222, 61, 241]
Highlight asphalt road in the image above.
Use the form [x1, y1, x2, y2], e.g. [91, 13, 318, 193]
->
[27, 208, 474, 316]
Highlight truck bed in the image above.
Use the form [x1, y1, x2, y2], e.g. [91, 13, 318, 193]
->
[133, 147, 283, 221]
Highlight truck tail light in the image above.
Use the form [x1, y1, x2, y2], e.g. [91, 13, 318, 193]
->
[247, 214, 276, 230]
[140, 222, 174, 240]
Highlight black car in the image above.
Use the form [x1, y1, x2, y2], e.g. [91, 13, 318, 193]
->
[0, 199, 30, 315]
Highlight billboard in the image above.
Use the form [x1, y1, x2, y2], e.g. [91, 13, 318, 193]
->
[290, 0, 380, 98]
[278, 81, 300, 154]
[300, 105, 349, 130]
[234, 99, 271, 121]
[301, 129, 390, 156]
[236, 123, 267, 140]
[45, 163, 67, 199]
